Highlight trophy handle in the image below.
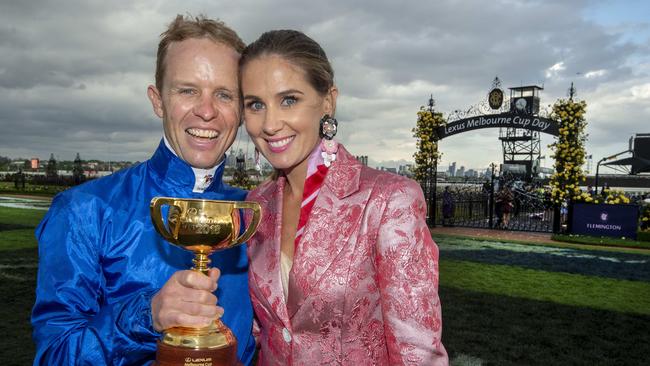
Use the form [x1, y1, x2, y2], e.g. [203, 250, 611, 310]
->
[232, 201, 261, 246]
[150, 197, 181, 243]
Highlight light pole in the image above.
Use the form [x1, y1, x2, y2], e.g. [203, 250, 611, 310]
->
[594, 157, 606, 196]
[489, 162, 496, 228]
[427, 95, 438, 227]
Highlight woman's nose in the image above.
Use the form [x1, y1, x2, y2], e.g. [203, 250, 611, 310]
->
[261, 109, 282, 135]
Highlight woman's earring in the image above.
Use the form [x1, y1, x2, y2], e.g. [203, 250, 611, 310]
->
[319, 114, 338, 167]
[254, 148, 262, 173]
[319, 114, 338, 140]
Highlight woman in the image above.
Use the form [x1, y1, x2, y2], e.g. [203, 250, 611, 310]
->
[241, 30, 448, 365]
[442, 186, 455, 226]
[497, 185, 514, 228]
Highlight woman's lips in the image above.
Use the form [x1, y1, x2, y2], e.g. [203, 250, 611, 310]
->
[266, 136, 295, 153]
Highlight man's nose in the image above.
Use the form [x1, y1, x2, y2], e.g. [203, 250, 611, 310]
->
[193, 94, 218, 121]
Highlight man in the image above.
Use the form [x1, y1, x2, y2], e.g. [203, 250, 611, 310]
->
[31, 15, 255, 365]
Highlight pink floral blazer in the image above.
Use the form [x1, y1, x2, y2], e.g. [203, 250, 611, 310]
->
[246, 145, 448, 365]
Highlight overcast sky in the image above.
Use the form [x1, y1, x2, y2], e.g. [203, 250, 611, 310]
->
[1, 0, 649, 173]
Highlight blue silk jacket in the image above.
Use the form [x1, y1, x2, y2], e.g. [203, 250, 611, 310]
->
[31, 141, 256, 365]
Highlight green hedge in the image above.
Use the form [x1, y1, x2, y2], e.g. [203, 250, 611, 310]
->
[637, 231, 650, 242]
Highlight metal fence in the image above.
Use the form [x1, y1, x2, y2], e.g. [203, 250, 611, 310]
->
[433, 180, 555, 233]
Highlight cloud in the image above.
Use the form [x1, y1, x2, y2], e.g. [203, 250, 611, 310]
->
[0, 0, 648, 175]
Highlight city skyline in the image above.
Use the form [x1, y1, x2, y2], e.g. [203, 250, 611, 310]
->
[1, 1, 649, 172]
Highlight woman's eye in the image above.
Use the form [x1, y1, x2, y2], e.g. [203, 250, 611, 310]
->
[281, 96, 298, 107]
[247, 101, 265, 111]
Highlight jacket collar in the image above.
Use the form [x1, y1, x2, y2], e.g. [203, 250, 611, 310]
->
[323, 144, 362, 199]
[148, 139, 226, 193]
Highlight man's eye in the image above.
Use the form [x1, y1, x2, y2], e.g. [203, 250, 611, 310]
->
[217, 92, 233, 101]
[178, 88, 196, 95]
[281, 96, 298, 106]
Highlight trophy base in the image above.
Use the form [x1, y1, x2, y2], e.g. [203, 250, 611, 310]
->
[154, 320, 240, 366]
[154, 340, 240, 366]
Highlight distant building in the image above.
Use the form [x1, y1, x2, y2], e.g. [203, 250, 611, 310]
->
[448, 162, 456, 177]
[465, 169, 478, 178]
[30, 158, 40, 170]
[355, 155, 368, 166]
[398, 164, 413, 177]
[457, 166, 465, 177]
[379, 167, 397, 174]
[246, 155, 255, 170]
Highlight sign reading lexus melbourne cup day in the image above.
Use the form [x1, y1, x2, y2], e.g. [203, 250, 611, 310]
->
[571, 203, 639, 239]
[436, 112, 560, 139]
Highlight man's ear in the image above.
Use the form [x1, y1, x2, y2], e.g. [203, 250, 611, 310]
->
[324, 86, 339, 116]
[147, 85, 164, 118]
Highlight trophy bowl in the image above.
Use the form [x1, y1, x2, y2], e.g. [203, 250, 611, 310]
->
[150, 197, 261, 366]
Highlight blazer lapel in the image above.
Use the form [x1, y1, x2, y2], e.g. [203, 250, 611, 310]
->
[286, 146, 372, 318]
[248, 178, 291, 327]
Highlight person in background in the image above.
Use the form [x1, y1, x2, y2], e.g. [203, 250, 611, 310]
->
[31, 15, 256, 365]
[240, 29, 448, 365]
[442, 185, 455, 226]
[496, 184, 514, 229]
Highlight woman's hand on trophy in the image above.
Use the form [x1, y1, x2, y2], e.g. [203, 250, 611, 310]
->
[151, 268, 225, 332]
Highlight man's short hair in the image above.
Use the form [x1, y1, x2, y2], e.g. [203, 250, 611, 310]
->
[155, 14, 245, 90]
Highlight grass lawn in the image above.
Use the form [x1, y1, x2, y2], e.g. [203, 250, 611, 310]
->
[441, 286, 650, 366]
[0, 205, 42, 364]
[0, 206, 45, 251]
[436, 235, 650, 365]
[0, 247, 37, 366]
[441, 259, 650, 315]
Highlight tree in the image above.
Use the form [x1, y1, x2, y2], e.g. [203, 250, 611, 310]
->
[73, 153, 85, 185]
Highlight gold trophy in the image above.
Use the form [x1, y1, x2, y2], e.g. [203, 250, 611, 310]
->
[150, 197, 261, 366]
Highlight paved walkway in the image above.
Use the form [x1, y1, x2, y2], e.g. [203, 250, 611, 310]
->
[0, 194, 52, 201]
[430, 226, 557, 245]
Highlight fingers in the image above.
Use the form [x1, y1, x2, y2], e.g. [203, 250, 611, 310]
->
[207, 267, 221, 288]
[151, 269, 223, 332]
[166, 311, 215, 328]
[176, 269, 220, 292]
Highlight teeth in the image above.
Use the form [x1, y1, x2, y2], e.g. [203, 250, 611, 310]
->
[268, 136, 294, 148]
[187, 128, 218, 139]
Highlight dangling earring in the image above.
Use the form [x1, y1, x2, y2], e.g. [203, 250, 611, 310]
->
[319, 114, 338, 140]
[254, 148, 262, 173]
[319, 114, 338, 167]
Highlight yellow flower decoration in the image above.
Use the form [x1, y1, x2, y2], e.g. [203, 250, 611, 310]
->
[413, 106, 446, 183]
[549, 98, 588, 205]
